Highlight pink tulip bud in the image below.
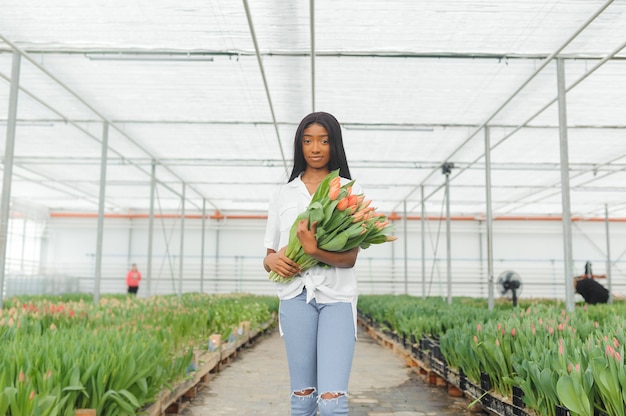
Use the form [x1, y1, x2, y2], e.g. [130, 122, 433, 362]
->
[558, 323, 564, 331]
[473, 335, 479, 344]
[385, 235, 398, 242]
[511, 328, 516, 337]
[594, 321, 599, 328]
[495, 339, 500, 347]
[606, 345, 615, 358]
[29, 390, 35, 401]
[559, 339, 564, 355]
[613, 337, 619, 348]
[18, 371, 25, 383]
[477, 324, 482, 332]
[616, 352, 622, 362]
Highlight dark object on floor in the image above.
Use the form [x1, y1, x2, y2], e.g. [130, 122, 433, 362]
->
[575, 277, 609, 304]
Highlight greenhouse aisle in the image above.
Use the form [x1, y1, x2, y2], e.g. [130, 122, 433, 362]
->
[181, 323, 477, 416]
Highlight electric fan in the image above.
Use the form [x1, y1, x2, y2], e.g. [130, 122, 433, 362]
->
[497, 271, 523, 307]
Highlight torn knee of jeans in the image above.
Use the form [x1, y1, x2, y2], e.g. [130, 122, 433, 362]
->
[319, 391, 346, 400]
[293, 387, 316, 397]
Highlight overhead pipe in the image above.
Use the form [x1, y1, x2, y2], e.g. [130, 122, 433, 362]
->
[47, 211, 626, 222]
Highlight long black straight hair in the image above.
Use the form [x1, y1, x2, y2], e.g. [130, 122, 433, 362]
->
[288, 112, 352, 182]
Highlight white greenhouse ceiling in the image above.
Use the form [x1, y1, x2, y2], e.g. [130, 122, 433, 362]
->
[0, 0, 625, 218]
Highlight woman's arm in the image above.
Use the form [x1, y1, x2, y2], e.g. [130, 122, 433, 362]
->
[264, 247, 301, 277]
[296, 219, 359, 268]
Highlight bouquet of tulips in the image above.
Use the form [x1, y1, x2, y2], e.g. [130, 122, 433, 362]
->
[269, 169, 397, 283]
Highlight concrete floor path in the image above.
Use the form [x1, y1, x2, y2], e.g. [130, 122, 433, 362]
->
[180, 322, 480, 416]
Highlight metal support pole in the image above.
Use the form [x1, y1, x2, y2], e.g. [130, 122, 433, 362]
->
[605, 204, 612, 303]
[484, 127, 495, 310]
[200, 199, 206, 293]
[0, 51, 21, 308]
[215, 228, 220, 292]
[178, 183, 186, 296]
[310, 0, 316, 112]
[146, 160, 156, 297]
[94, 122, 109, 304]
[442, 163, 453, 304]
[403, 200, 408, 294]
[421, 186, 426, 299]
[556, 58, 575, 312]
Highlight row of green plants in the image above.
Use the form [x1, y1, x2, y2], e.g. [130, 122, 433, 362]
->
[0, 293, 279, 416]
[357, 295, 626, 416]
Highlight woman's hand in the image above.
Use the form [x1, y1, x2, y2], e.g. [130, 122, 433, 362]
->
[296, 219, 359, 268]
[296, 219, 319, 256]
[264, 247, 301, 278]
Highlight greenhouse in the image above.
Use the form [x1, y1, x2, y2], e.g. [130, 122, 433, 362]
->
[1, 0, 626, 415]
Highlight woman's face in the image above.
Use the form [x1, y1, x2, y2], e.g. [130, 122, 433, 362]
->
[302, 123, 331, 170]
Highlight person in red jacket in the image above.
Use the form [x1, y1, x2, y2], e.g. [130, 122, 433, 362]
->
[126, 263, 142, 295]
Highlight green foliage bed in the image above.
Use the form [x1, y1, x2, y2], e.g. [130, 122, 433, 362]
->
[0, 293, 278, 415]
[358, 295, 626, 416]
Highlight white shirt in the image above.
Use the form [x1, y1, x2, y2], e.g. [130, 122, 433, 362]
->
[264, 173, 362, 337]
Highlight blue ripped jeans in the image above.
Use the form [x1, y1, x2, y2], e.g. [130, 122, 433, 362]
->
[280, 290, 356, 416]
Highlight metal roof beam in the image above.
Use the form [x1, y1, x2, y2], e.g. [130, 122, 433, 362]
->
[3, 48, 626, 61]
[396, 0, 616, 212]
[0, 33, 216, 212]
[242, 0, 289, 178]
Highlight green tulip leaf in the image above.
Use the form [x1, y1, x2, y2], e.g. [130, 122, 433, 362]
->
[556, 374, 592, 416]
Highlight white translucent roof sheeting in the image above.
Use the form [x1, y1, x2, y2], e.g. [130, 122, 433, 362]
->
[0, 0, 625, 217]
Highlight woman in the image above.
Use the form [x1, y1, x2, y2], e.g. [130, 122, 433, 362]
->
[263, 112, 361, 415]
